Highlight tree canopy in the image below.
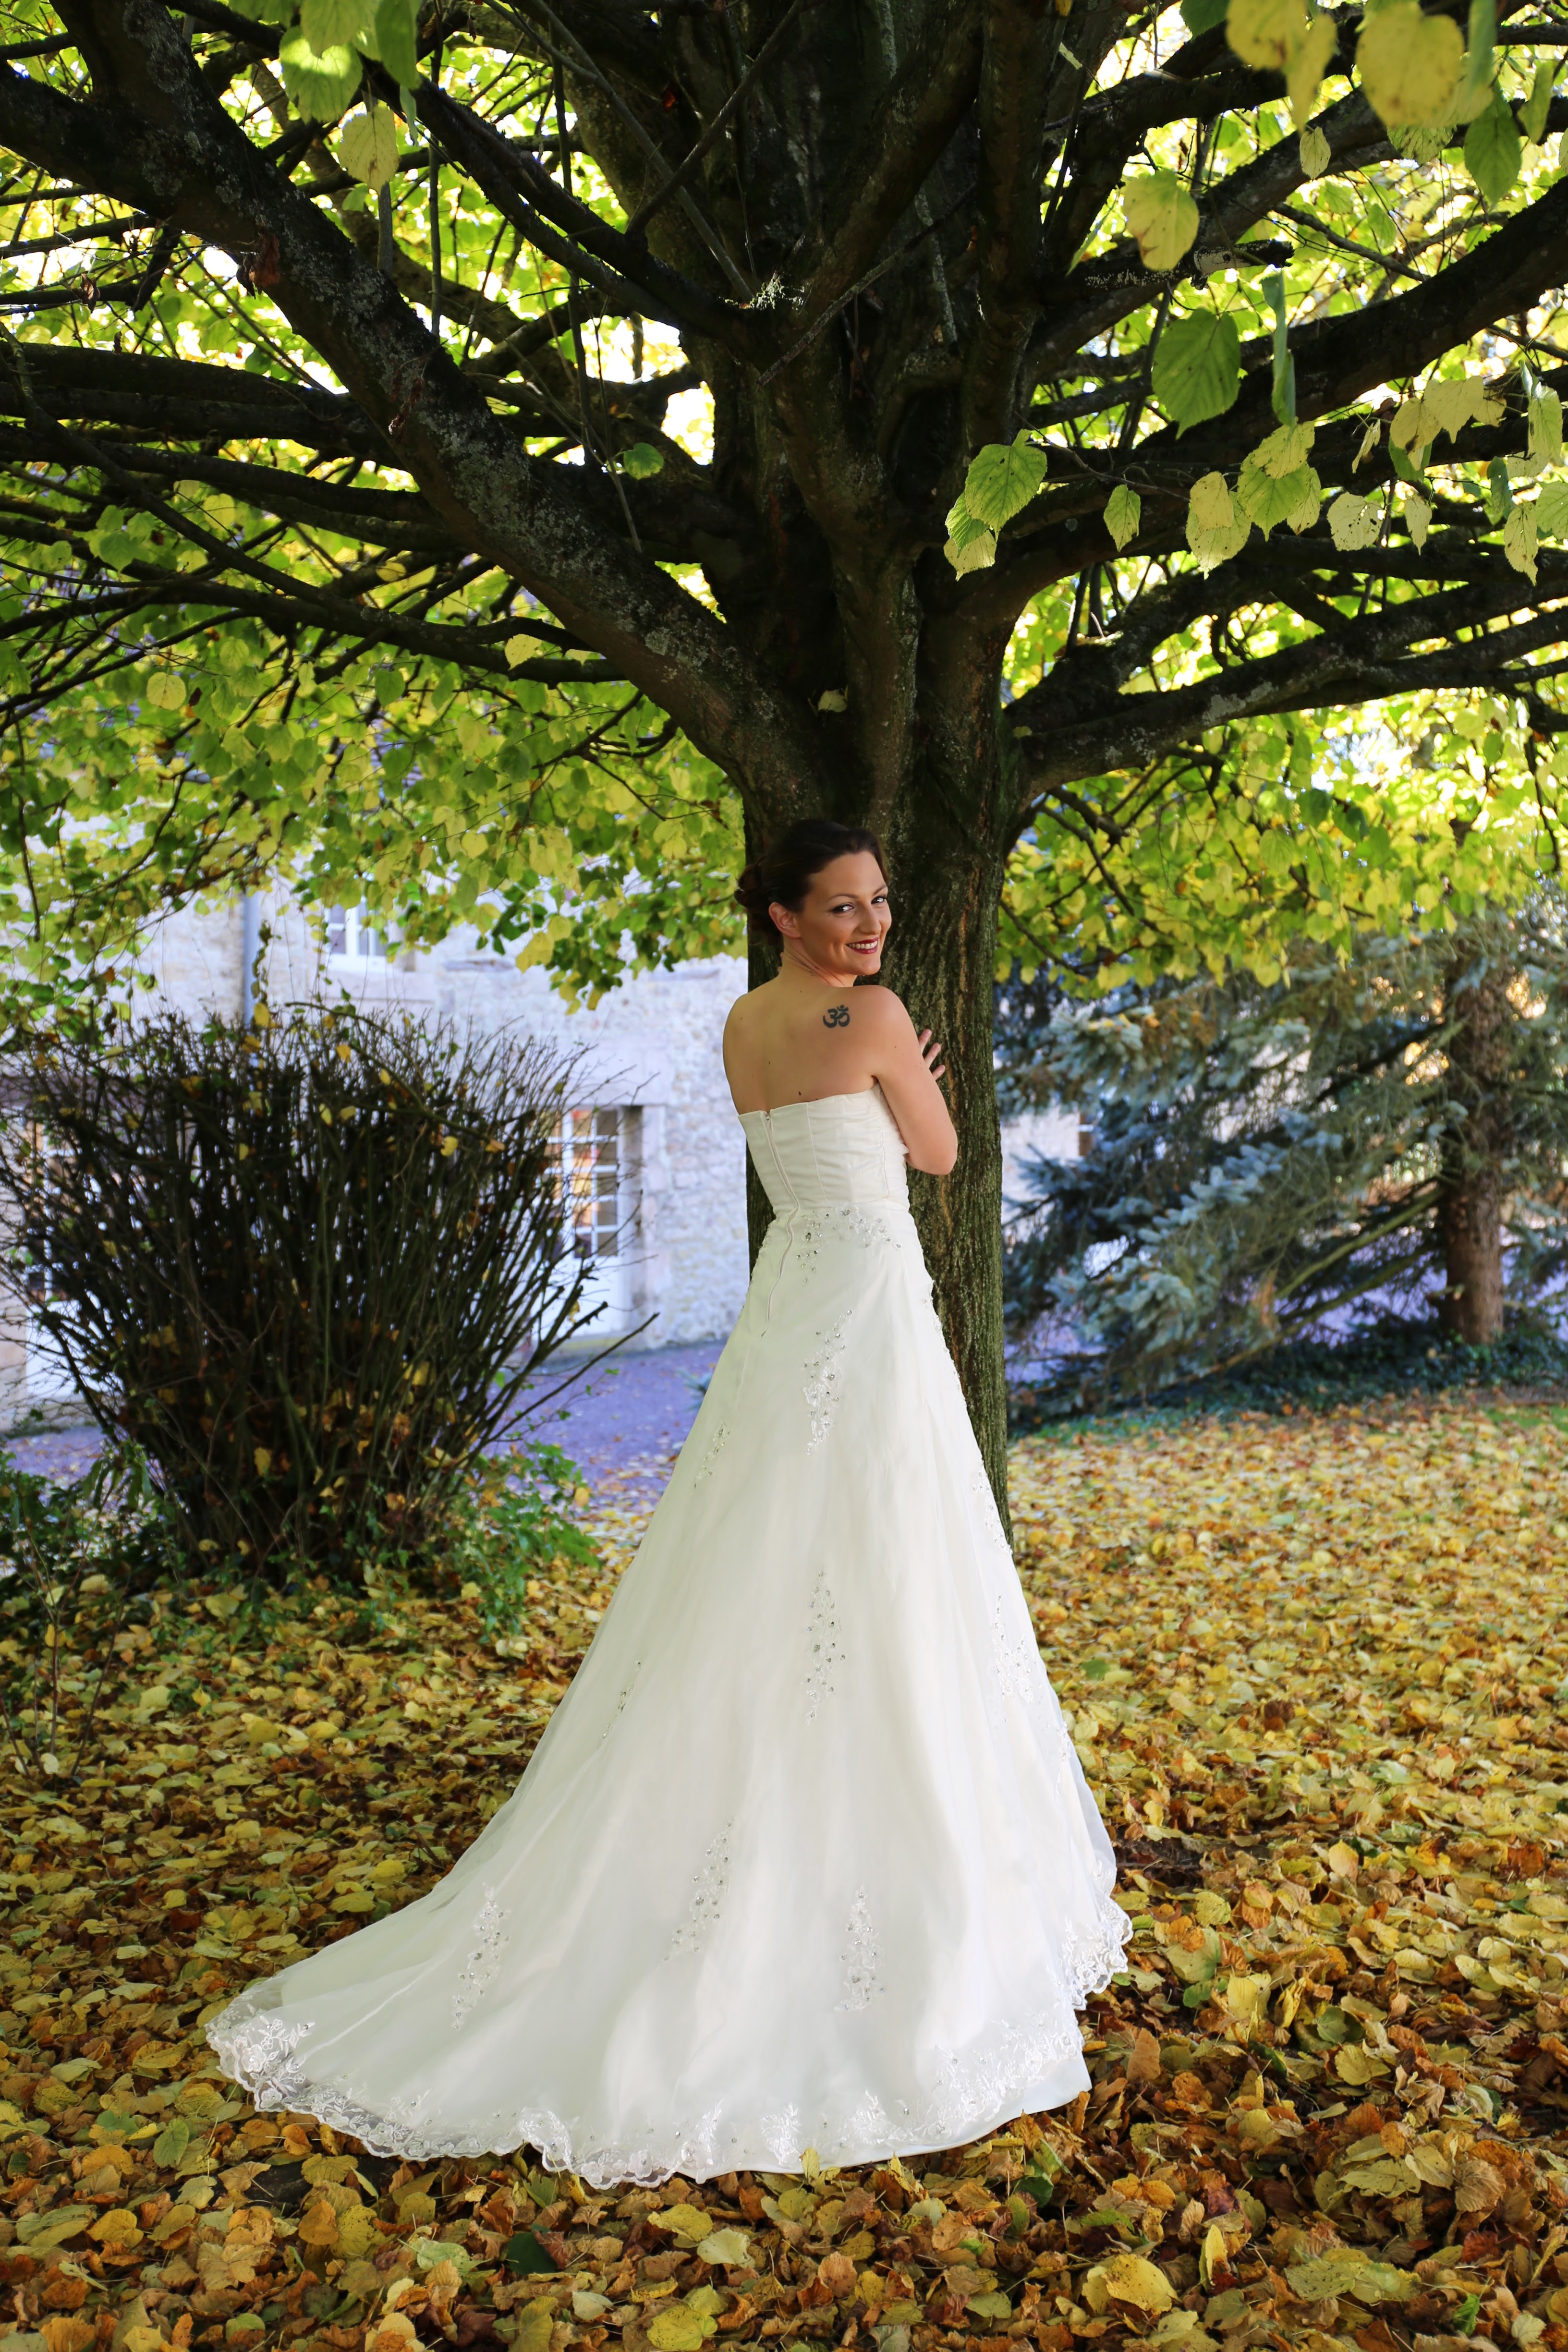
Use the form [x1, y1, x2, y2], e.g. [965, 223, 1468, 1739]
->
[0, 0, 1564, 1023]
[9, 0, 1568, 1482]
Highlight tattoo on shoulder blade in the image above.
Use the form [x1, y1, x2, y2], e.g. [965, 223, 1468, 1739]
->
[823, 1005, 850, 1029]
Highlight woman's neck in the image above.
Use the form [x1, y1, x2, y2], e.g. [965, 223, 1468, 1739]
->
[778, 939, 855, 989]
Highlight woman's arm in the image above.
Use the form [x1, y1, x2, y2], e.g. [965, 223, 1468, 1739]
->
[863, 991, 958, 1174]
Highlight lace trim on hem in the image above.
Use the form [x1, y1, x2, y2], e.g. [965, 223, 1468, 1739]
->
[205, 1886, 1131, 2187]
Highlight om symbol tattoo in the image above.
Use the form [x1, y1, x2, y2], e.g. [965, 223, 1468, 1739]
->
[823, 1005, 851, 1029]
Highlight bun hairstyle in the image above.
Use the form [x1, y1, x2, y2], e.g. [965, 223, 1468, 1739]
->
[734, 819, 887, 942]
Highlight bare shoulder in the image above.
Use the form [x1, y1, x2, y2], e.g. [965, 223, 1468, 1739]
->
[853, 985, 916, 1032]
[723, 985, 768, 1044]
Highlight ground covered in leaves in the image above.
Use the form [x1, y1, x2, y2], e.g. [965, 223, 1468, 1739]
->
[3, 1399, 1568, 2352]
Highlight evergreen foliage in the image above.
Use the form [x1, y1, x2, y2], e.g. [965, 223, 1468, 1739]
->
[997, 902, 1568, 1414]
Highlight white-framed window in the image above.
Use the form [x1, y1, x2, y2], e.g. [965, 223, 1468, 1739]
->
[547, 1107, 638, 1332]
[326, 903, 389, 965]
[550, 1106, 625, 1263]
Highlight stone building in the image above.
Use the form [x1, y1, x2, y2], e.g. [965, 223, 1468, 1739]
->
[3, 892, 1076, 1427]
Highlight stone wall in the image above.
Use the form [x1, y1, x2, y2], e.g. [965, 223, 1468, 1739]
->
[0, 889, 1080, 1426]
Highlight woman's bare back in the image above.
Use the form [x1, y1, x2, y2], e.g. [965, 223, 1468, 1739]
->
[724, 981, 956, 1175]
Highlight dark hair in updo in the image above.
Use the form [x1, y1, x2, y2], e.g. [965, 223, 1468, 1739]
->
[734, 820, 887, 942]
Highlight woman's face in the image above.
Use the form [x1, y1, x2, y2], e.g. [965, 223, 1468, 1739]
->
[771, 851, 891, 979]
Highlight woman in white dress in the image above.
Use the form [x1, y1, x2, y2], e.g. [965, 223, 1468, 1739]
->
[209, 822, 1129, 2188]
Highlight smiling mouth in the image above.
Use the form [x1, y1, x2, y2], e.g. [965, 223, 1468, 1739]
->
[848, 939, 881, 955]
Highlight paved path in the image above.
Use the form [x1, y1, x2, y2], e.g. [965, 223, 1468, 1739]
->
[4, 1338, 723, 1506]
[511, 1339, 721, 1504]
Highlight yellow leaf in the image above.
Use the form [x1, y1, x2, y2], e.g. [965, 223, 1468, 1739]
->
[1327, 491, 1381, 551]
[1287, 12, 1337, 124]
[1356, 0, 1464, 127]
[1503, 505, 1538, 581]
[1123, 173, 1200, 272]
[1105, 484, 1143, 549]
[1300, 122, 1333, 175]
[1227, 0, 1305, 71]
[1189, 473, 1235, 534]
[1222, 1970, 1271, 2020]
[508, 2309, 553, 2352]
[337, 102, 399, 189]
[1252, 422, 1316, 479]
[655, 2204, 715, 2244]
[1403, 488, 1431, 549]
[1087, 2254, 1177, 2315]
[88, 2208, 143, 2247]
[253, 1446, 273, 1478]
[646, 2310, 715, 2352]
[696, 2229, 751, 2265]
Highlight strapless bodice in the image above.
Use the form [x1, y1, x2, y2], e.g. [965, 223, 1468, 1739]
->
[738, 1084, 910, 1213]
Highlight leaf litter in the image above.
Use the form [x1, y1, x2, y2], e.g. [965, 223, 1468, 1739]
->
[2, 1401, 1568, 2352]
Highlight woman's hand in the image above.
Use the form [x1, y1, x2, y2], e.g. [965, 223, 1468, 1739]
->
[917, 1029, 947, 1084]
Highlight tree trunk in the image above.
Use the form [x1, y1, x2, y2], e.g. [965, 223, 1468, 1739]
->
[1435, 959, 1515, 1346]
[880, 831, 1010, 1527]
[738, 809, 1011, 1525]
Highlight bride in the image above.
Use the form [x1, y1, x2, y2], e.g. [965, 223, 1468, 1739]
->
[209, 820, 1129, 2188]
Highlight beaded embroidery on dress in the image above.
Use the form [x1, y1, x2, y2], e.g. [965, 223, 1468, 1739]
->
[208, 1082, 1130, 2184]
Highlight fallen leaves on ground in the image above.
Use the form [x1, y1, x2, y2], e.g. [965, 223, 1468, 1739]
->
[2, 1398, 1567, 2352]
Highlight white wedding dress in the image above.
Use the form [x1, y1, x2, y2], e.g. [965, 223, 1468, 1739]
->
[209, 1085, 1129, 2187]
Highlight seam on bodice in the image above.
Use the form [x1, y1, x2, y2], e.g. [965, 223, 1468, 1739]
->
[740, 1086, 908, 1216]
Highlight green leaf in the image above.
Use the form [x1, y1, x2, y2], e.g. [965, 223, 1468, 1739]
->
[962, 436, 1049, 531]
[504, 2230, 561, 2275]
[301, 0, 368, 48]
[943, 501, 997, 575]
[152, 2118, 191, 2168]
[1522, 58, 1554, 143]
[1463, 88, 1520, 201]
[1104, 485, 1142, 551]
[1182, 0, 1228, 29]
[1535, 480, 1568, 537]
[1262, 269, 1295, 427]
[370, 0, 418, 86]
[1236, 456, 1320, 538]
[1151, 311, 1241, 432]
[1454, 0, 1496, 120]
[279, 26, 363, 118]
[1530, 387, 1563, 466]
[621, 443, 665, 479]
